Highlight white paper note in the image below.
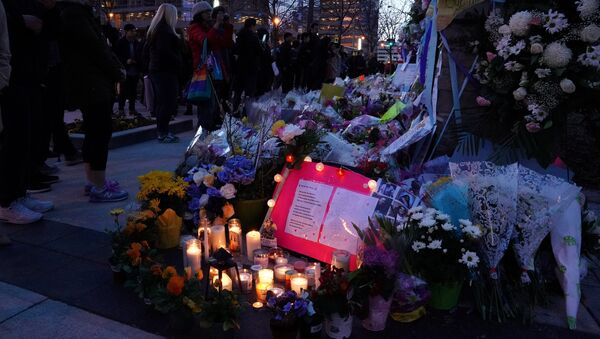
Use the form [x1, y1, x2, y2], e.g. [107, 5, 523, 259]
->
[286, 180, 334, 241]
[319, 188, 379, 254]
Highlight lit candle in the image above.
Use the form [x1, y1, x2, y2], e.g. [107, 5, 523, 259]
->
[290, 273, 308, 294]
[200, 217, 210, 261]
[332, 250, 350, 272]
[228, 222, 242, 254]
[294, 259, 307, 273]
[209, 267, 219, 281]
[258, 268, 274, 285]
[268, 287, 284, 299]
[275, 256, 288, 265]
[256, 282, 270, 302]
[252, 301, 264, 309]
[285, 270, 296, 290]
[185, 240, 202, 274]
[239, 270, 252, 293]
[254, 249, 269, 268]
[274, 264, 293, 283]
[307, 262, 321, 289]
[213, 273, 233, 291]
[210, 225, 226, 251]
[246, 231, 261, 258]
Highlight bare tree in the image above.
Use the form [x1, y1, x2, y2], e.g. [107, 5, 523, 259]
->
[378, 0, 409, 42]
[357, 0, 381, 52]
[320, 0, 361, 42]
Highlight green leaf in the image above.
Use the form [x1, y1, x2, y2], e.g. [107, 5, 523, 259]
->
[543, 120, 553, 129]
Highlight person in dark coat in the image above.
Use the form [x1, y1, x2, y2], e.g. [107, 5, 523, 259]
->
[256, 28, 273, 97]
[232, 18, 261, 108]
[56, 0, 128, 203]
[347, 51, 366, 79]
[277, 32, 295, 93]
[296, 32, 312, 90]
[145, 3, 183, 143]
[114, 23, 142, 115]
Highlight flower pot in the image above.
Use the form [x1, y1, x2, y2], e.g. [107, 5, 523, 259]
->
[232, 198, 269, 233]
[324, 313, 352, 339]
[270, 318, 298, 339]
[361, 295, 392, 331]
[299, 314, 323, 339]
[429, 281, 463, 310]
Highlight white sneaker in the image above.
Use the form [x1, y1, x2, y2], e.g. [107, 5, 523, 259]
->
[18, 195, 54, 213]
[0, 201, 43, 224]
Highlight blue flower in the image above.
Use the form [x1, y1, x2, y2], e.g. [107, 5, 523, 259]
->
[207, 187, 222, 198]
[283, 302, 292, 313]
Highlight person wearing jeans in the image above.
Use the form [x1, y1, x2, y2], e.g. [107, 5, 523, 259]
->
[145, 3, 182, 143]
[115, 23, 141, 116]
[56, 0, 128, 203]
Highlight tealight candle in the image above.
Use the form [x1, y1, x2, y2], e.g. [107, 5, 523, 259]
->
[228, 219, 242, 254]
[209, 267, 219, 281]
[246, 231, 261, 258]
[285, 270, 296, 290]
[332, 250, 350, 272]
[210, 225, 226, 252]
[252, 301, 264, 309]
[274, 264, 293, 283]
[239, 269, 252, 293]
[185, 239, 202, 274]
[254, 249, 269, 268]
[290, 273, 308, 294]
[213, 273, 233, 291]
[258, 268, 274, 284]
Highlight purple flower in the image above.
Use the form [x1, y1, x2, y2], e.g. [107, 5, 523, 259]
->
[217, 156, 255, 185]
[363, 246, 398, 276]
[207, 187, 222, 198]
[283, 302, 292, 313]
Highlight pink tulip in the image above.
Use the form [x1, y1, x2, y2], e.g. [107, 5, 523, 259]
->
[486, 52, 497, 62]
[525, 122, 541, 133]
[476, 96, 491, 106]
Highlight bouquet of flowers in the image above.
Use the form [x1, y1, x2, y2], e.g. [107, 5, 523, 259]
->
[268, 290, 315, 334]
[404, 206, 482, 284]
[137, 171, 189, 215]
[312, 267, 351, 319]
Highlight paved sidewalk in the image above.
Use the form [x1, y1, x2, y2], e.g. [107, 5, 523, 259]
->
[0, 282, 160, 339]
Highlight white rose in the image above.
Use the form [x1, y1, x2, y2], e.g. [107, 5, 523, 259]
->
[560, 78, 576, 93]
[192, 168, 209, 185]
[219, 183, 237, 199]
[498, 24, 511, 35]
[581, 24, 600, 43]
[278, 124, 305, 144]
[530, 43, 544, 54]
[513, 87, 528, 101]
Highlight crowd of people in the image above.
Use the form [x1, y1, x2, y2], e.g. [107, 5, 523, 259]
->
[0, 0, 384, 229]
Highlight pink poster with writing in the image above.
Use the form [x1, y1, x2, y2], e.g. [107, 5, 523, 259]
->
[269, 162, 375, 270]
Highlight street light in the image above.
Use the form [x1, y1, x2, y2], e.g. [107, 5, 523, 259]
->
[272, 16, 281, 27]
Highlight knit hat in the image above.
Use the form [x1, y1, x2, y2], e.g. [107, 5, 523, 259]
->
[191, 1, 212, 17]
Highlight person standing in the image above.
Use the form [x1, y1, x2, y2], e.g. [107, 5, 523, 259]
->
[146, 3, 183, 143]
[115, 23, 141, 116]
[325, 42, 342, 83]
[56, 0, 128, 203]
[232, 18, 261, 108]
[0, 0, 55, 224]
[277, 32, 295, 93]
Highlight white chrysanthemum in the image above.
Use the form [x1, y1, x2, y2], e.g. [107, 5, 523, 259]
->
[509, 11, 532, 37]
[459, 251, 480, 268]
[436, 213, 450, 221]
[498, 24, 511, 35]
[496, 35, 511, 58]
[535, 68, 552, 78]
[425, 207, 438, 215]
[412, 241, 426, 252]
[576, 0, 599, 19]
[485, 11, 505, 33]
[560, 78, 576, 93]
[543, 42, 573, 68]
[410, 212, 424, 221]
[420, 218, 436, 228]
[428, 240, 443, 250]
[441, 223, 454, 231]
[581, 24, 600, 43]
[463, 225, 482, 238]
[459, 219, 472, 227]
[513, 87, 527, 101]
[544, 10, 569, 34]
[578, 46, 600, 69]
[407, 206, 423, 214]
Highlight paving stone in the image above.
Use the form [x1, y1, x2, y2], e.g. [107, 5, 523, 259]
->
[0, 243, 71, 286]
[43, 228, 111, 264]
[535, 295, 600, 335]
[8, 219, 79, 246]
[0, 282, 46, 322]
[0, 299, 160, 339]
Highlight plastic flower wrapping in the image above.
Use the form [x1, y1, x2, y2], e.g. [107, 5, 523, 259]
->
[449, 162, 518, 279]
[391, 273, 430, 315]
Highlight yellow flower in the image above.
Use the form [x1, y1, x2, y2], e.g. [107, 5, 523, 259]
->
[149, 198, 161, 212]
[271, 120, 285, 135]
[110, 208, 124, 216]
[203, 174, 216, 187]
[209, 166, 222, 174]
[162, 266, 177, 279]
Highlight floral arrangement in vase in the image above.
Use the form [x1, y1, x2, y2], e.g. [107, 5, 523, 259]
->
[268, 290, 315, 339]
[137, 171, 189, 215]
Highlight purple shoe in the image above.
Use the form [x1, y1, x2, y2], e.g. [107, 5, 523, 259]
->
[89, 181, 129, 203]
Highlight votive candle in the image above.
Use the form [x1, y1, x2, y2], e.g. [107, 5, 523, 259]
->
[246, 231, 261, 258]
[254, 249, 269, 268]
[285, 270, 296, 290]
[294, 259, 307, 273]
[239, 269, 252, 293]
[185, 239, 202, 274]
[275, 256, 288, 265]
[332, 250, 350, 272]
[213, 273, 233, 291]
[290, 273, 308, 294]
[256, 282, 271, 302]
[274, 264, 293, 283]
[258, 268, 274, 285]
[210, 225, 226, 251]
[228, 221, 242, 254]
[307, 262, 321, 289]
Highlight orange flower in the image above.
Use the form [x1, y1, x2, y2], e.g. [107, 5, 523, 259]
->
[151, 264, 163, 276]
[135, 223, 147, 232]
[162, 266, 177, 279]
[140, 240, 149, 248]
[196, 270, 204, 281]
[167, 275, 185, 296]
[126, 243, 142, 266]
[149, 198, 161, 212]
[222, 203, 235, 219]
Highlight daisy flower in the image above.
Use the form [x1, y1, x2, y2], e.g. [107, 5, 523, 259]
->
[535, 68, 552, 78]
[428, 240, 443, 250]
[544, 10, 569, 34]
[459, 251, 480, 268]
[412, 241, 426, 252]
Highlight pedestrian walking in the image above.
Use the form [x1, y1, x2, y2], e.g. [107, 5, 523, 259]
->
[145, 3, 183, 143]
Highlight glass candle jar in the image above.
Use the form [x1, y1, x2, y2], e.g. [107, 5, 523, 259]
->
[254, 249, 269, 268]
[285, 270, 296, 290]
[274, 264, 293, 283]
[290, 273, 308, 294]
[331, 249, 350, 272]
[293, 258, 307, 273]
[228, 219, 242, 255]
[239, 268, 253, 294]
